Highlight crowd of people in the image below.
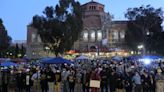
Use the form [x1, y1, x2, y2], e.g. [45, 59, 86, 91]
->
[0, 58, 164, 92]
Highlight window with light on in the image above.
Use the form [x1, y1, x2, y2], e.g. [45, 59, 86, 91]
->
[83, 32, 88, 41]
[90, 31, 95, 42]
[97, 31, 102, 41]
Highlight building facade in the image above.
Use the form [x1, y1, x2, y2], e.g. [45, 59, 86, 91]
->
[74, 1, 128, 55]
[26, 1, 128, 59]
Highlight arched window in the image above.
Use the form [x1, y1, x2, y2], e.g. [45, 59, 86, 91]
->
[90, 31, 95, 42]
[97, 31, 102, 41]
[120, 31, 125, 39]
[113, 31, 118, 40]
[83, 31, 88, 41]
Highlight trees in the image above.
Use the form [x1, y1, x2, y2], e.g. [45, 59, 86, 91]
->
[0, 18, 12, 57]
[125, 5, 164, 55]
[31, 0, 83, 56]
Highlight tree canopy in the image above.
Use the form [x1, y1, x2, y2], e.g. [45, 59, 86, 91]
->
[31, 0, 83, 56]
[125, 5, 164, 55]
[0, 18, 12, 52]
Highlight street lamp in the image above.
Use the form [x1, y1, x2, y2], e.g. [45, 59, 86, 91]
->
[138, 44, 144, 49]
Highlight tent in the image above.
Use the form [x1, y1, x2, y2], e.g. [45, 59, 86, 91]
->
[1, 61, 18, 67]
[41, 57, 73, 64]
[111, 56, 123, 61]
[141, 55, 161, 60]
[126, 55, 141, 60]
[76, 55, 89, 60]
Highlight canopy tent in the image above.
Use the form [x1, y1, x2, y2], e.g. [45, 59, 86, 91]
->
[140, 55, 161, 60]
[75, 55, 89, 60]
[40, 57, 73, 64]
[0, 61, 18, 67]
[111, 56, 123, 61]
[126, 55, 141, 60]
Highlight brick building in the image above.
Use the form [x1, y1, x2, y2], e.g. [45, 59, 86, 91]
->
[26, 1, 128, 59]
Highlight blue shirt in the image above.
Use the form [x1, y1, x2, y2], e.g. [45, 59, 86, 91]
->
[132, 74, 141, 85]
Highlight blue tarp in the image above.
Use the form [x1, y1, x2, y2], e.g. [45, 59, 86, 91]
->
[41, 57, 73, 64]
[1, 61, 18, 67]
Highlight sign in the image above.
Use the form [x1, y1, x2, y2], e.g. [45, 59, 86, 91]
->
[89, 80, 100, 88]
[102, 38, 108, 46]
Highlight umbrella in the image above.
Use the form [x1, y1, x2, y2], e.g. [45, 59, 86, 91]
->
[41, 57, 73, 64]
[76, 55, 89, 60]
[1, 61, 18, 67]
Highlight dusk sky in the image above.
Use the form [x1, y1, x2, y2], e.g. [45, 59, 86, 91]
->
[0, 0, 164, 41]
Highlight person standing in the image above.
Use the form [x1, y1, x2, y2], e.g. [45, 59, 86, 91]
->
[2, 69, 9, 92]
[141, 71, 151, 92]
[100, 68, 108, 92]
[68, 70, 75, 92]
[149, 72, 156, 92]
[109, 70, 117, 92]
[124, 72, 132, 92]
[16, 70, 24, 92]
[82, 69, 90, 92]
[8, 70, 16, 92]
[90, 68, 100, 92]
[31, 70, 41, 92]
[116, 73, 124, 92]
[54, 70, 61, 92]
[61, 68, 69, 92]
[132, 71, 142, 92]
[25, 69, 32, 92]
[46, 68, 55, 92]
[75, 69, 82, 92]
[40, 71, 48, 92]
[155, 68, 164, 92]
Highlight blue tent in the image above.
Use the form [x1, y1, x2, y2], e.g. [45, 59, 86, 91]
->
[1, 61, 18, 67]
[111, 56, 123, 61]
[127, 55, 141, 60]
[41, 57, 73, 64]
[141, 55, 161, 59]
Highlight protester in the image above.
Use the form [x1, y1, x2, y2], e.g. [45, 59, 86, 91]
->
[46, 67, 55, 92]
[61, 68, 69, 92]
[141, 70, 151, 92]
[75, 69, 82, 92]
[2, 68, 9, 92]
[100, 67, 108, 92]
[16, 70, 25, 92]
[124, 72, 132, 92]
[8, 69, 16, 92]
[40, 70, 48, 92]
[155, 68, 164, 92]
[90, 68, 100, 92]
[25, 69, 32, 92]
[54, 69, 61, 92]
[109, 70, 117, 92]
[132, 71, 142, 92]
[31, 69, 41, 92]
[68, 70, 76, 92]
[149, 72, 156, 92]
